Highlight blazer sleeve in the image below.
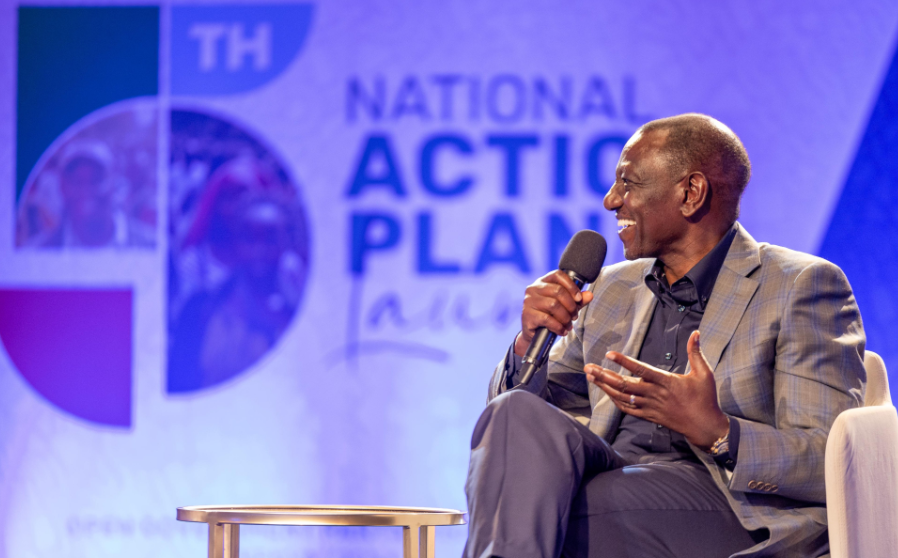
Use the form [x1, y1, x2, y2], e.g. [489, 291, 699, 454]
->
[487, 312, 592, 419]
[727, 259, 866, 503]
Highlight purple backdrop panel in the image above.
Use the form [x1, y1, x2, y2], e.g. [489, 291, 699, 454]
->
[0, 289, 132, 427]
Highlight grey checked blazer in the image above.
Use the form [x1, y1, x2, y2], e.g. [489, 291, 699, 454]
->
[488, 223, 866, 558]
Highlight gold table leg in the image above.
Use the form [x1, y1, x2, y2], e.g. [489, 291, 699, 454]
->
[420, 525, 435, 558]
[224, 524, 240, 558]
[403, 525, 419, 558]
[208, 523, 240, 558]
[403, 525, 435, 558]
[208, 524, 224, 558]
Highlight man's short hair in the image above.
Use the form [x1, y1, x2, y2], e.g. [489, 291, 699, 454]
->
[641, 114, 751, 223]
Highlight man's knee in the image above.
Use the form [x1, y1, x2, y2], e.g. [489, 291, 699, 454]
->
[492, 389, 547, 414]
[471, 391, 549, 448]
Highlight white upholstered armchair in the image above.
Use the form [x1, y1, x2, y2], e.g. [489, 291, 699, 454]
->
[825, 351, 898, 558]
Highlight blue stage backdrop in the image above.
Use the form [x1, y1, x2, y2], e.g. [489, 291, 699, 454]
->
[1, 2, 897, 557]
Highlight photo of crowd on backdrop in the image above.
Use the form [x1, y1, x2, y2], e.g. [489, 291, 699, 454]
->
[15, 101, 158, 249]
[167, 109, 310, 393]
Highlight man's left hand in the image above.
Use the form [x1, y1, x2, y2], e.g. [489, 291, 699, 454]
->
[585, 330, 729, 450]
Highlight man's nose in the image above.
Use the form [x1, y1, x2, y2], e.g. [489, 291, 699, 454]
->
[603, 182, 622, 211]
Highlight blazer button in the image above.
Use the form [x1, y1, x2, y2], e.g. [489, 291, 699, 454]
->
[748, 481, 758, 489]
[762, 483, 773, 492]
[770, 484, 778, 492]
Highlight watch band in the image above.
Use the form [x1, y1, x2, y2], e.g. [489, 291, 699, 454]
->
[708, 428, 730, 456]
[708, 419, 730, 457]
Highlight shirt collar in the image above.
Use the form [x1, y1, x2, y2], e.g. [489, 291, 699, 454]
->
[644, 224, 738, 310]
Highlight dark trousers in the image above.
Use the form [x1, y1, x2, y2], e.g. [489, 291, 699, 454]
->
[463, 390, 764, 558]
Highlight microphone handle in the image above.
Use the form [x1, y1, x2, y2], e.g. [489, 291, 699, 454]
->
[517, 270, 587, 386]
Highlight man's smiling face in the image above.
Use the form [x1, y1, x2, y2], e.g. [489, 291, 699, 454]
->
[603, 129, 688, 262]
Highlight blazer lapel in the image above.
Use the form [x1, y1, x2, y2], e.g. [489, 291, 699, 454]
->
[695, 224, 762, 372]
[588, 261, 657, 438]
[607, 282, 658, 372]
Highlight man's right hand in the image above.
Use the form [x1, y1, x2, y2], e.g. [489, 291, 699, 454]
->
[514, 270, 594, 356]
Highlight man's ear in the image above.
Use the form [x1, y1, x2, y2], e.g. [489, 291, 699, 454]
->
[681, 172, 710, 220]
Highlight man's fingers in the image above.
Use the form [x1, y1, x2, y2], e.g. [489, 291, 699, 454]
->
[545, 270, 585, 304]
[584, 365, 649, 397]
[589, 371, 648, 414]
[520, 271, 592, 339]
[536, 280, 581, 315]
[522, 282, 588, 331]
[525, 293, 577, 332]
[541, 287, 580, 319]
[687, 329, 702, 355]
[686, 330, 712, 376]
[522, 307, 567, 336]
[604, 352, 670, 385]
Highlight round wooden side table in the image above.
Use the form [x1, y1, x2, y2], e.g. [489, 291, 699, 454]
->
[176, 504, 467, 558]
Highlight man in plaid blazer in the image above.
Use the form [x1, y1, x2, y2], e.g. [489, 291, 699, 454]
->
[464, 114, 866, 558]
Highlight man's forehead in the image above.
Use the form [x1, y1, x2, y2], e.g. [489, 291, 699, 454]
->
[627, 127, 668, 149]
[619, 128, 669, 167]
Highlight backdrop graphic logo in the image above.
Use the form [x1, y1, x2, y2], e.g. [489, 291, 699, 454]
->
[171, 4, 314, 95]
[5, 4, 314, 426]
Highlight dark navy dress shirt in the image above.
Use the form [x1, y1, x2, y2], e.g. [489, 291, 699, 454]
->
[610, 225, 740, 469]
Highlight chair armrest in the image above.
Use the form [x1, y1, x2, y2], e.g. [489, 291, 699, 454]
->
[826, 405, 898, 558]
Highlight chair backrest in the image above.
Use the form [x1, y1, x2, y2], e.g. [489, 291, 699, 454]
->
[826, 350, 898, 558]
[864, 351, 891, 407]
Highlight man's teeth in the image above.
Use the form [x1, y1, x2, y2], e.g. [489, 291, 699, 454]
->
[617, 219, 636, 231]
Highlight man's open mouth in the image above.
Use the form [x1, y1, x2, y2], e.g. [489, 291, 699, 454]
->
[617, 218, 636, 233]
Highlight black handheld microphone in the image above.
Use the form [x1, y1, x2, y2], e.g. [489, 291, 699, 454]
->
[518, 230, 607, 386]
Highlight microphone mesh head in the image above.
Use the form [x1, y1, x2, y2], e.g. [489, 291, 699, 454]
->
[558, 230, 607, 282]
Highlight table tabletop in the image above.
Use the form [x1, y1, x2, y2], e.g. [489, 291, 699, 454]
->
[176, 504, 467, 558]
[177, 504, 467, 527]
